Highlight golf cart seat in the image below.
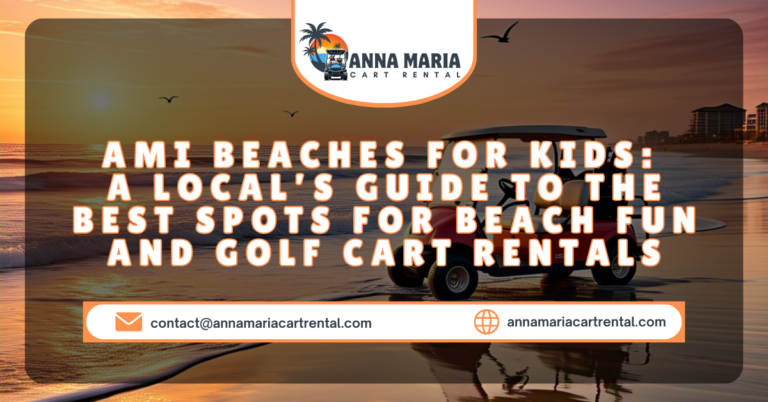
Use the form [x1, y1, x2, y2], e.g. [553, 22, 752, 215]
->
[498, 180, 590, 231]
[559, 180, 590, 209]
[531, 179, 590, 212]
[533, 189, 560, 210]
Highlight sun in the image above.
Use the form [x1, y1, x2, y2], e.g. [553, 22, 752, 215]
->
[311, 34, 348, 53]
[91, 93, 111, 108]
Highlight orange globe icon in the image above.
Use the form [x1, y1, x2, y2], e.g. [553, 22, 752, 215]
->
[474, 309, 499, 335]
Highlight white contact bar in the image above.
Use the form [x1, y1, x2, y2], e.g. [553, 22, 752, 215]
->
[84, 302, 685, 343]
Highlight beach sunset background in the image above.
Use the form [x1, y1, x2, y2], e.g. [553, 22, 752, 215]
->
[2, 0, 768, 143]
[2, 1, 767, 402]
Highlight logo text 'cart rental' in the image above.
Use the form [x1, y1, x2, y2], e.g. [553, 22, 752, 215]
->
[292, 0, 476, 107]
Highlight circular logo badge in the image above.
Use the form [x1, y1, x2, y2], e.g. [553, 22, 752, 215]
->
[298, 22, 348, 73]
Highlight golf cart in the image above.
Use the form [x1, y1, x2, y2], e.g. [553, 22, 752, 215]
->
[388, 125, 648, 300]
[324, 49, 348, 81]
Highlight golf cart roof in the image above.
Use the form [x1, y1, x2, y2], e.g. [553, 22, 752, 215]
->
[442, 125, 607, 142]
[326, 49, 347, 55]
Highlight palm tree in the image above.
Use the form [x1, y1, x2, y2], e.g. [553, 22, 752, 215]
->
[299, 22, 332, 66]
[334, 43, 342, 49]
[302, 46, 313, 57]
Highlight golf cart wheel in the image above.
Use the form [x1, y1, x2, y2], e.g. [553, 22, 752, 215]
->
[428, 255, 478, 300]
[342, 72, 348, 81]
[546, 270, 573, 279]
[387, 246, 424, 288]
[591, 246, 636, 286]
[324, 73, 329, 81]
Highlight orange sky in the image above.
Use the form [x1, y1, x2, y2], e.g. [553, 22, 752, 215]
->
[1, 0, 766, 144]
[312, 34, 348, 51]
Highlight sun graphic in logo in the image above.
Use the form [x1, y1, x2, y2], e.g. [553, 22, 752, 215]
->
[299, 22, 349, 73]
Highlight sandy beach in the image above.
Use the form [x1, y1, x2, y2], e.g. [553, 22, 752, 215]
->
[647, 142, 768, 160]
[2, 3, 765, 400]
[1, 150, 766, 402]
[98, 172, 767, 401]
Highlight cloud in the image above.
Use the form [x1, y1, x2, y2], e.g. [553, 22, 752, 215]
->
[118, 0, 252, 18]
[213, 45, 278, 57]
[659, 0, 768, 97]
[0, 20, 27, 34]
[582, 21, 743, 73]
[24, 0, 253, 18]
[541, 20, 744, 105]
[661, 1, 768, 19]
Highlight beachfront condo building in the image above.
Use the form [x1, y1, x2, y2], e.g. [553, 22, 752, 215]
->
[744, 114, 757, 142]
[688, 103, 746, 142]
[642, 130, 670, 144]
[757, 102, 768, 141]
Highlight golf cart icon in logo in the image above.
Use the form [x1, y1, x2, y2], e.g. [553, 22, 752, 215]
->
[324, 48, 348, 81]
[299, 22, 348, 81]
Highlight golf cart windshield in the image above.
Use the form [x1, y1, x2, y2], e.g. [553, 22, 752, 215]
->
[428, 126, 607, 208]
[326, 51, 346, 68]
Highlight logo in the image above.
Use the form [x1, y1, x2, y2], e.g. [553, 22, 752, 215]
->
[299, 23, 349, 81]
[474, 309, 499, 335]
[292, 0, 476, 107]
[115, 312, 143, 331]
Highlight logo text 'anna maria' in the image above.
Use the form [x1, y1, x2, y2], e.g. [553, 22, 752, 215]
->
[349, 53, 461, 69]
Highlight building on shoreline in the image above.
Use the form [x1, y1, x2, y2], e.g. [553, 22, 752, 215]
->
[745, 114, 757, 142]
[688, 103, 746, 142]
[757, 102, 768, 142]
[640, 130, 670, 144]
[660, 102, 766, 145]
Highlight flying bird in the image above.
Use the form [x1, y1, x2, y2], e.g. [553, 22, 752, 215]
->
[159, 96, 178, 103]
[482, 21, 519, 43]
[284, 110, 298, 117]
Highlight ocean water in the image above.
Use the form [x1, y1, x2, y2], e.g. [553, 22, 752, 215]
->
[0, 144, 764, 401]
[0, 144, 752, 269]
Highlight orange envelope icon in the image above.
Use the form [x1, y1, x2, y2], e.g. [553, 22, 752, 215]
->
[115, 312, 143, 332]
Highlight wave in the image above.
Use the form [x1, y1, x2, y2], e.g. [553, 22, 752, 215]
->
[1, 158, 98, 166]
[0, 244, 24, 270]
[8, 203, 399, 269]
[1, 153, 748, 268]
[6, 211, 728, 270]
[36, 290, 393, 402]
[0, 166, 433, 192]
[1, 158, 33, 165]
[3, 154, 432, 169]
